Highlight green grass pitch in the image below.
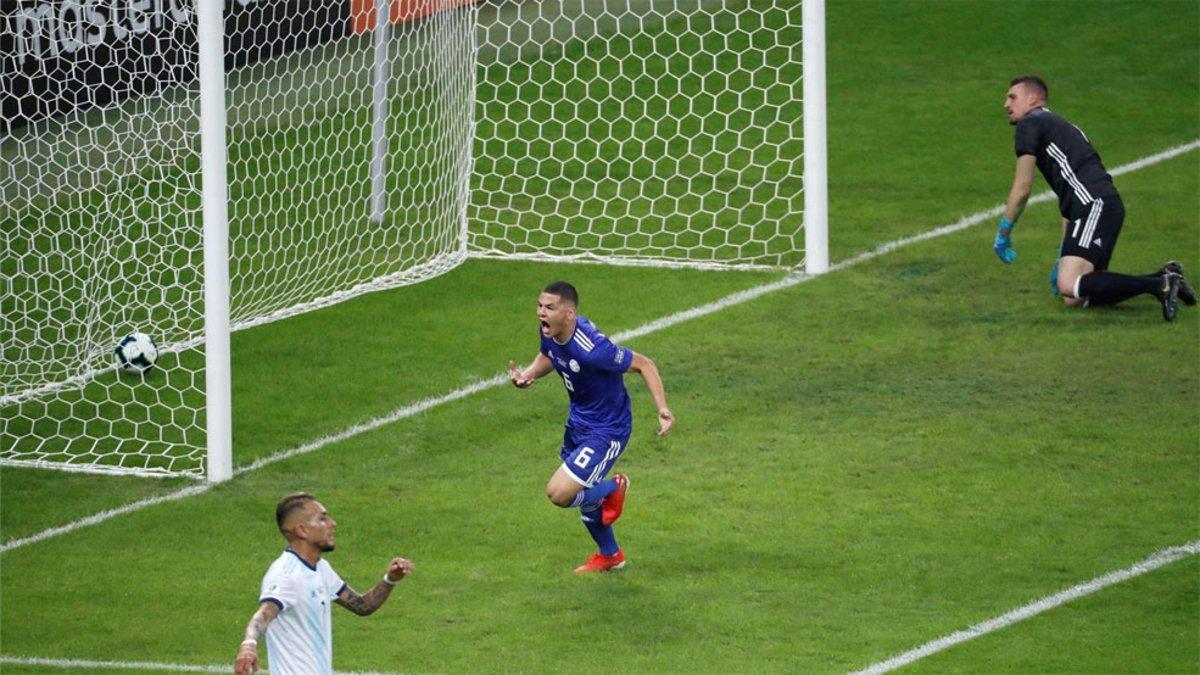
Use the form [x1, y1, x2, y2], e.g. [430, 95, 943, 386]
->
[1, 0, 1197, 672]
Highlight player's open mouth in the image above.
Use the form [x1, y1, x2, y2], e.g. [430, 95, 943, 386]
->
[540, 320, 549, 330]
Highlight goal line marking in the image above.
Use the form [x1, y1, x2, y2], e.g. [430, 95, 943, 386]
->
[1, 138, 1195, 556]
[851, 540, 1200, 674]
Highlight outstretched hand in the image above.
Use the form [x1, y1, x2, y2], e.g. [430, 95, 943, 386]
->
[656, 409, 675, 437]
[508, 360, 534, 388]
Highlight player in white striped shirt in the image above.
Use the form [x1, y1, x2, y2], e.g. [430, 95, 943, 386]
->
[234, 493, 413, 675]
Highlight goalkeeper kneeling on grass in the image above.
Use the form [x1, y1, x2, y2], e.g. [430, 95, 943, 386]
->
[996, 75, 1195, 321]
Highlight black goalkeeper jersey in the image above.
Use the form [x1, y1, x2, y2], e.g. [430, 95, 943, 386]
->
[1013, 107, 1119, 218]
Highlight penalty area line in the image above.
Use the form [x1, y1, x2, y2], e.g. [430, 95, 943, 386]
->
[851, 540, 1200, 675]
[1, 138, 1196, 556]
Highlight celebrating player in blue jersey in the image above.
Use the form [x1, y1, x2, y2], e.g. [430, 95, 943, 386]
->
[509, 280, 674, 573]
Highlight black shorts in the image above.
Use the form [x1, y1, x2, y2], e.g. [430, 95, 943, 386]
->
[1061, 195, 1123, 271]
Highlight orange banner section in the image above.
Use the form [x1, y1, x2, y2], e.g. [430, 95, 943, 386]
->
[350, 0, 478, 34]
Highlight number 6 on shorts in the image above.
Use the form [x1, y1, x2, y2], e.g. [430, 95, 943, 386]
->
[573, 447, 594, 469]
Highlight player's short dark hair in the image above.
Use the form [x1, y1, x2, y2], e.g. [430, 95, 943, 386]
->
[542, 280, 578, 306]
[1010, 75, 1048, 101]
[276, 492, 316, 534]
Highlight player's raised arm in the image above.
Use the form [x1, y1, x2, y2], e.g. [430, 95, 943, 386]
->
[235, 601, 280, 675]
[334, 557, 413, 616]
[509, 352, 554, 388]
[628, 352, 674, 436]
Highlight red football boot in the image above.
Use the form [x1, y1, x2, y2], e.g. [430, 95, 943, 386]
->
[574, 550, 626, 573]
[600, 473, 629, 526]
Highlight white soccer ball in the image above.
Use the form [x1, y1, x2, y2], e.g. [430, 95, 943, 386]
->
[114, 332, 159, 374]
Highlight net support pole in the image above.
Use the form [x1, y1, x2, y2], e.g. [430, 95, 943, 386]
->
[370, 0, 391, 222]
[802, 0, 829, 275]
[197, 0, 233, 483]
[456, 2, 478, 254]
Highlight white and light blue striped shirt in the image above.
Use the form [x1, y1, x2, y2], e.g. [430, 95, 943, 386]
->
[259, 548, 346, 675]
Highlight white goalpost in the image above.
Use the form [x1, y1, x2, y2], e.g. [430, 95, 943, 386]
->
[802, 0, 828, 274]
[196, 0, 233, 483]
[1, 0, 826, 481]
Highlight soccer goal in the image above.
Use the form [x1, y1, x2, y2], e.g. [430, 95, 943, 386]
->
[1, 0, 826, 480]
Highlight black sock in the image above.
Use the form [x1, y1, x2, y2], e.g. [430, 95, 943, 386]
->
[1077, 271, 1161, 306]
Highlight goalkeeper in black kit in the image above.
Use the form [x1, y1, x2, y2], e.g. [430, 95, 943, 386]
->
[994, 76, 1195, 321]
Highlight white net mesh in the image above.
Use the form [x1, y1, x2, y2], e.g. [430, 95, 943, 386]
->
[225, 1, 474, 328]
[2, 0, 476, 477]
[469, 0, 804, 270]
[2, 0, 804, 478]
[2, 2, 206, 476]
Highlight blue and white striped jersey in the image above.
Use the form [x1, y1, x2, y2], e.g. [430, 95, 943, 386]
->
[258, 548, 346, 675]
[540, 315, 635, 435]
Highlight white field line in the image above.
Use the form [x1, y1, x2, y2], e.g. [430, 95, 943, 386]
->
[852, 540, 1200, 675]
[0, 485, 211, 553]
[0, 655, 397, 674]
[1, 139, 1195, 557]
[0, 656, 228, 673]
[830, 139, 1200, 273]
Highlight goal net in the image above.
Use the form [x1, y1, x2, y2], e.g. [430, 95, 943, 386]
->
[472, 0, 805, 270]
[1, 0, 818, 479]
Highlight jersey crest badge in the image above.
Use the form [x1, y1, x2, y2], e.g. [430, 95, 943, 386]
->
[569, 359, 580, 372]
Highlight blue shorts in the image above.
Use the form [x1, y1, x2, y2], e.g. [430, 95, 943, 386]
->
[559, 426, 630, 487]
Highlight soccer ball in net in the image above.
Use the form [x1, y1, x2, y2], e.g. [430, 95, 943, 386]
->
[114, 332, 159, 375]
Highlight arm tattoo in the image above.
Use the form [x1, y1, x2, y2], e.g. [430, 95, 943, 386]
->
[335, 581, 395, 617]
[244, 604, 276, 642]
